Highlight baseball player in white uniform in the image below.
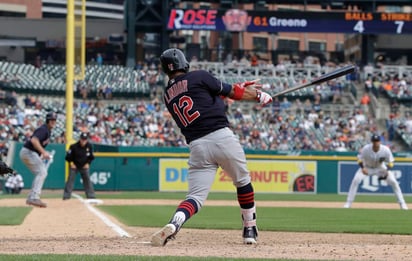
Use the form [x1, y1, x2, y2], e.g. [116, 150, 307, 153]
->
[344, 134, 408, 210]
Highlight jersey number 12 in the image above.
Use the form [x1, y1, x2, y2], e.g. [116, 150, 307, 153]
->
[173, 96, 200, 127]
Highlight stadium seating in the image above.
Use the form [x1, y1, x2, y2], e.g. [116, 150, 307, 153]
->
[0, 61, 408, 152]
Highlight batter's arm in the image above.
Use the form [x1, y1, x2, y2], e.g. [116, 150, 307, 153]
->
[30, 137, 51, 160]
[228, 79, 272, 105]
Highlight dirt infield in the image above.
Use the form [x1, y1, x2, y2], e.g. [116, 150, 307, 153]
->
[0, 197, 411, 260]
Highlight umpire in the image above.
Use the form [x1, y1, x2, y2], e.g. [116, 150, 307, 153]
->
[63, 132, 96, 200]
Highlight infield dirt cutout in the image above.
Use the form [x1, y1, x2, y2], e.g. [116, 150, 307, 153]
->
[0, 196, 411, 260]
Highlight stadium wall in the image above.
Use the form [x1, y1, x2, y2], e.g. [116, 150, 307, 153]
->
[7, 142, 412, 195]
[0, 17, 123, 41]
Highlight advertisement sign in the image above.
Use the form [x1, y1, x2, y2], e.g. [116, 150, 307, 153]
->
[338, 162, 412, 194]
[159, 158, 316, 193]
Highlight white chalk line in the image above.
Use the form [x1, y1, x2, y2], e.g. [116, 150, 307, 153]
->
[73, 193, 131, 238]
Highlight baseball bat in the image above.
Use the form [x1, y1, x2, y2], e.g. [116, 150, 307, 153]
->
[272, 64, 356, 98]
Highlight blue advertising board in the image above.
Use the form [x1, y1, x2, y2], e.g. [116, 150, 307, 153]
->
[338, 162, 412, 195]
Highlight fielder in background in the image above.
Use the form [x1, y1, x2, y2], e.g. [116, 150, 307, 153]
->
[63, 132, 96, 200]
[344, 134, 408, 210]
[151, 48, 272, 247]
[20, 112, 57, 208]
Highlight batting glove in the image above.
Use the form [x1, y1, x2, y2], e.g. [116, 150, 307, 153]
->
[256, 91, 272, 106]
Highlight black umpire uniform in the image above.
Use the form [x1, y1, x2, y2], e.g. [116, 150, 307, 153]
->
[63, 132, 96, 200]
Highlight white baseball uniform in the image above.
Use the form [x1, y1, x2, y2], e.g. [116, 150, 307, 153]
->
[344, 143, 407, 209]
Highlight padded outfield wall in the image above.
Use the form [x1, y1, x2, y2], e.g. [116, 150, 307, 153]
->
[7, 142, 412, 195]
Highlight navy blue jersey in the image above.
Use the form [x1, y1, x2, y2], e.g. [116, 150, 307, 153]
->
[164, 70, 232, 144]
[23, 124, 51, 154]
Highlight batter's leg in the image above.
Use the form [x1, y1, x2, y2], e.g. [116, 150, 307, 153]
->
[213, 128, 257, 244]
[151, 136, 218, 247]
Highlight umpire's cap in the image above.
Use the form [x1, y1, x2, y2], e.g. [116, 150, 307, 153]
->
[80, 132, 89, 140]
[46, 112, 57, 121]
[371, 134, 381, 142]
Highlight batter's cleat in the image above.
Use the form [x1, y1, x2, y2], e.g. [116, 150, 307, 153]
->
[400, 202, 408, 210]
[343, 202, 351, 208]
[243, 226, 258, 244]
[26, 198, 47, 208]
[151, 223, 178, 247]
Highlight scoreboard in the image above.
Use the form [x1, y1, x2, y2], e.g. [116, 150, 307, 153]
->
[249, 11, 412, 34]
[167, 9, 412, 34]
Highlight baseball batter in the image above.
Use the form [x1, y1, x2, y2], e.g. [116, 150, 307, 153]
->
[20, 112, 57, 208]
[344, 134, 408, 210]
[151, 48, 272, 246]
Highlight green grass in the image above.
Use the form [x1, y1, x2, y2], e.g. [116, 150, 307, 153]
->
[92, 191, 412, 203]
[0, 207, 31, 225]
[3, 190, 410, 203]
[98, 205, 412, 235]
[1, 191, 410, 260]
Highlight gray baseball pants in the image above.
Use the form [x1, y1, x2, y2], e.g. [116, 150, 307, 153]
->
[187, 127, 251, 209]
[63, 167, 95, 199]
[19, 147, 48, 200]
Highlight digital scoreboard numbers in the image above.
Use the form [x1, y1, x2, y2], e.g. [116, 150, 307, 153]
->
[346, 12, 412, 34]
[248, 11, 412, 34]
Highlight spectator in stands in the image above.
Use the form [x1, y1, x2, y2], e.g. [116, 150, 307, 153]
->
[24, 95, 35, 107]
[312, 95, 322, 113]
[330, 80, 343, 104]
[360, 93, 370, 105]
[303, 99, 312, 114]
[404, 113, 412, 134]
[5, 91, 17, 106]
[96, 53, 103, 66]
[383, 81, 393, 93]
[360, 93, 371, 112]
[250, 54, 258, 67]
[280, 97, 291, 111]
[233, 108, 243, 120]
[277, 139, 290, 151]
[104, 85, 113, 99]
[364, 78, 373, 93]
[272, 97, 281, 113]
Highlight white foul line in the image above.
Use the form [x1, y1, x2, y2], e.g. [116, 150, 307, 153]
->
[73, 193, 131, 238]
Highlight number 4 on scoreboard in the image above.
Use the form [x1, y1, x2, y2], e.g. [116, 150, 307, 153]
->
[353, 21, 365, 33]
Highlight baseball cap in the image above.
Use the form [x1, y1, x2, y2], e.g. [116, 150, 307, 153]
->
[371, 134, 381, 142]
[80, 132, 89, 140]
[46, 112, 57, 121]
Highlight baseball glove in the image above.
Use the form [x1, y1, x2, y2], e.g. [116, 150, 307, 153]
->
[0, 160, 14, 176]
